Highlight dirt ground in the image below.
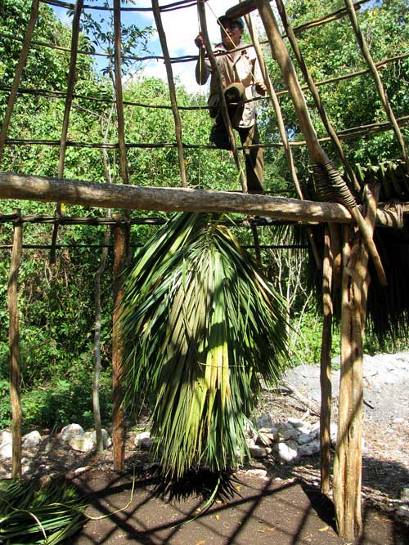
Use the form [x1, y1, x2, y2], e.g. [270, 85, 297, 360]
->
[2, 355, 408, 545]
[70, 467, 408, 545]
[63, 382, 408, 545]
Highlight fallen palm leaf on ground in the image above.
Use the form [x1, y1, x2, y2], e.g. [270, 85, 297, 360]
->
[0, 478, 85, 544]
[121, 212, 289, 479]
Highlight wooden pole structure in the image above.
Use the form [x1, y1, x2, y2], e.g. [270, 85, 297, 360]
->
[7, 212, 23, 479]
[255, 0, 386, 286]
[0, 0, 40, 164]
[344, 0, 409, 171]
[242, 6, 321, 269]
[333, 186, 377, 539]
[112, 218, 129, 472]
[151, 0, 187, 187]
[319, 225, 334, 495]
[113, 0, 129, 184]
[50, 0, 84, 263]
[0, 172, 407, 225]
[196, 0, 248, 193]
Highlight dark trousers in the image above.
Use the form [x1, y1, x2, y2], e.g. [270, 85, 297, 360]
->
[210, 116, 264, 194]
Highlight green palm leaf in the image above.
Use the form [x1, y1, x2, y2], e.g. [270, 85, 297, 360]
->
[121, 213, 289, 479]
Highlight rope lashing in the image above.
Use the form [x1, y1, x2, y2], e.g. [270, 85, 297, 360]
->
[313, 162, 356, 209]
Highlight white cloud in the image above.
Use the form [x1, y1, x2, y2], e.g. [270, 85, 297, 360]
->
[136, 0, 253, 92]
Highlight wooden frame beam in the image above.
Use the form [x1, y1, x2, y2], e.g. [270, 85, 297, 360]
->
[0, 172, 407, 226]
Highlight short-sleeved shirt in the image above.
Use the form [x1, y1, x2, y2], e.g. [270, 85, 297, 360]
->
[199, 42, 263, 128]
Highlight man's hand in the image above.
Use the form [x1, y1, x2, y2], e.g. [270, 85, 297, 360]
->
[194, 33, 205, 49]
[255, 81, 267, 96]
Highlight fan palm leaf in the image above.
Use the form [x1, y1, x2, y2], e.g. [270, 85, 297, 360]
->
[121, 213, 289, 479]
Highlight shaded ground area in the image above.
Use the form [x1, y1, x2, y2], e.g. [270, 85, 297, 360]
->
[71, 469, 408, 545]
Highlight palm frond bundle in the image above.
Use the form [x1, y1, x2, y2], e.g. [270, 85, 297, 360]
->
[121, 213, 289, 479]
[0, 478, 85, 544]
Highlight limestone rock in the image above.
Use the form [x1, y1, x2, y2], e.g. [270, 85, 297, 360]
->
[245, 469, 268, 479]
[23, 431, 42, 449]
[0, 430, 12, 446]
[275, 441, 298, 463]
[256, 413, 274, 429]
[135, 431, 152, 449]
[89, 429, 112, 449]
[288, 418, 305, 428]
[249, 444, 270, 459]
[297, 433, 314, 445]
[256, 431, 276, 446]
[68, 431, 95, 452]
[0, 441, 12, 459]
[299, 439, 320, 457]
[59, 424, 84, 442]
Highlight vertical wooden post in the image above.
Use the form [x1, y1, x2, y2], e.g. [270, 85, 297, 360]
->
[0, 0, 40, 164]
[113, 0, 129, 185]
[8, 213, 23, 479]
[333, 186, 377, 539]
[320, 225, 334, 495]
[151, 0, 187, 187]
[112, 218, 129, 471]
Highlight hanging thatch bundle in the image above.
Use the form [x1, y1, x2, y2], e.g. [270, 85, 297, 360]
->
[120, 213, 288, 479]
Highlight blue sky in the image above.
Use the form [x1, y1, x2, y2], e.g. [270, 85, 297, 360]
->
[52, 0, 240, 92]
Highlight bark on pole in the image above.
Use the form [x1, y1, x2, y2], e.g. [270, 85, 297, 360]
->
[112, 219, 129, 471]
[333, 187, 376, 539]
[319, 225, 334, 495]
[8, 213, 23, 479]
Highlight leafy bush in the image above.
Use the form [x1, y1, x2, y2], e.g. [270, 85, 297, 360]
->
[0, 372, 112, 432]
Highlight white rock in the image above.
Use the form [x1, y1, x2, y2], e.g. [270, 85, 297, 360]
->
[275, 442, 298, 463]
[249, 444, 270, 459]
[68, 431, 95, 452]
[135, 431, 152, 449]
[0, 430, 12, 446]
[245, 469, 268, 479]
[59, 424, 84, 442]
[89, 429, 112, 449]
[299, 439, 320, 457]
[330, 423, 338, 444]
[0, 442, 12, 459]
[393, 417, 405, 424]
[22, 431, 42, 449]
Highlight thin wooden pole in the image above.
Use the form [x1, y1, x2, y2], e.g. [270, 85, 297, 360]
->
[319, 225, 334, 495]
[50, 0, 84, 264]
[151, 0, 187, 187]
[7, 213, 23, 479]
[112, 218, 129, 471]
[0, 0, 40, 165]
[333, 187, 376, 539]
[196, 0, 248, 193]
[344, 0, 409, 171]
[113, 0, 129, 184]
[256, 0, 386, 286]
[242, 6, 321, 269]
[275, 0, 360, 193]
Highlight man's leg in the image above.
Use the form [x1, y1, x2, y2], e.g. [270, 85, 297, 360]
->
[238, 124, 264, 193]
[210, 113, 232, 150]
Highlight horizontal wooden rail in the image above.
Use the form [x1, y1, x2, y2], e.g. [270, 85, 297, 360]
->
[0, 172, 407, 225]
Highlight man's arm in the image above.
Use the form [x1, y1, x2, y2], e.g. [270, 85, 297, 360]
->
[194, 33, 210, 85]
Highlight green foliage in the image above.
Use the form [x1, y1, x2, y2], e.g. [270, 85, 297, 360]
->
[0, 372, 113, 431]
[121, 213, 289, 478]
[0, 478, 85, 544]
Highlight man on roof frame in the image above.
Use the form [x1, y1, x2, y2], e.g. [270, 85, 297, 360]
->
[194, 14, 267, 194]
